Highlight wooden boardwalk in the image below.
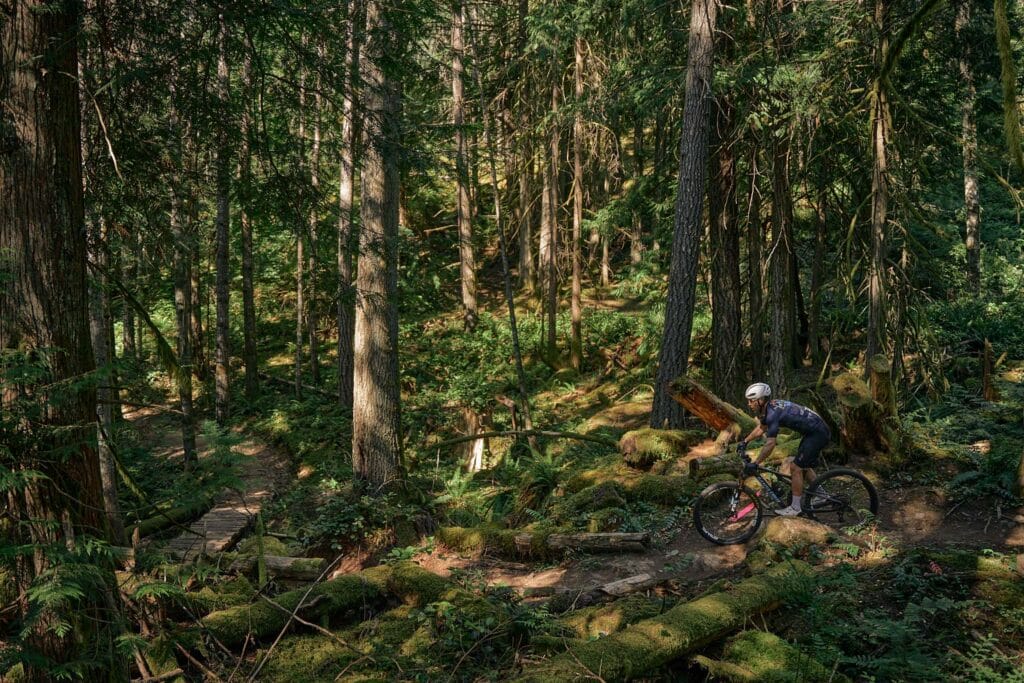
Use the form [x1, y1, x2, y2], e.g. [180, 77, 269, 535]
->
[164, 488, 274, 559]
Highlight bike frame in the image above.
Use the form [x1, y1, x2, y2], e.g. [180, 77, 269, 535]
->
[728, 466, 789, 521]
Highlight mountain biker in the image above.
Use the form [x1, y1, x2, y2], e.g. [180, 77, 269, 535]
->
[737, 382, 831, 517]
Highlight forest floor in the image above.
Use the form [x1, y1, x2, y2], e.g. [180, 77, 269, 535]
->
[130, 394, 1023, 603]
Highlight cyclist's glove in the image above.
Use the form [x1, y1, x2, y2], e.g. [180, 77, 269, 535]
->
[742, 461, 758, 477]
[736, 441, 747, 458]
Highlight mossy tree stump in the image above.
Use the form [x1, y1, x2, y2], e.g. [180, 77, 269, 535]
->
[832, 373, 889, 458]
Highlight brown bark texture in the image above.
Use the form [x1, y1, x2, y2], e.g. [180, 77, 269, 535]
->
[352, 0, 403, 487]
[214, 13, 231, 424]
[650, 0, 718, 428]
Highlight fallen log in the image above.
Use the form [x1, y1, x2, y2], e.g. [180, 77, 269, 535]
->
[228, 555, 327, 581]
[694, 630, 850, 683]
[200, 561, 449, 648]
[127, 496, 215, 539]
[513, 560, 813, 683]
[687, 437, 797, 480]
[436, 527, 650, 558]
[668, 376, 757, 435]
[618, 428, 707, 469]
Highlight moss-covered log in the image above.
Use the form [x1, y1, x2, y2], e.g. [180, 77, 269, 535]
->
[694, 630, 849, 682]
[513, 560, 813, 683]
[228, 555, 327, 581]
[128, 496, 215, 538]
[668, 376, 757, 435]
[200, 561, 450, 647]
[558, 595, 669, 639]
[687, 437, 798, 479]
[618, 428, 707, 469]
[436, 526, 649, 558]
[562, 466, 697, 503]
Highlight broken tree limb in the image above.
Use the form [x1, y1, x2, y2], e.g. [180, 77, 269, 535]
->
[668, 376, 757, 435]
[430, 429, 617, 450]
[513, 560, 813, 683]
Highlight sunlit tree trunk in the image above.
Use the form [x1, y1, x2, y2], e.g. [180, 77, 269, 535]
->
[353, 0, 403, 487]
[452, 0, 478, 331]
[308, 43, 323, 385]
[543, 82, 560, 356]
[518, 147, 535, 292]
[214, 12, 231, 424]
[957, 0, 980, 295]
[338, 0, 363, 410]
[190, 243, 206, 381]
[570, 36, 584, 371]
[650, 0, 718, 428]
[768, 133, 793, 395]
[630, 120, 644, 265]
[866, 0, 891, 364]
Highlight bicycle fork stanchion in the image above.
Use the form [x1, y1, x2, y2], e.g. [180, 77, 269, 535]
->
[730, 473, 785, 522]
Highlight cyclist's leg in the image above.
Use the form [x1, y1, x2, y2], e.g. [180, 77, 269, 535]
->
[793, 430, 829, 500]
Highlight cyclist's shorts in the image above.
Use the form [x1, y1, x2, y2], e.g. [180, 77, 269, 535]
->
[794, 428, 830, 468]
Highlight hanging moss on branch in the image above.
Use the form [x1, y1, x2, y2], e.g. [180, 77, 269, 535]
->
[513, 560, 813, 683]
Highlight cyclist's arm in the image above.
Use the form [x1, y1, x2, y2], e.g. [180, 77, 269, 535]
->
[753, 437, 777, 465]
[741, 422, 765, 447]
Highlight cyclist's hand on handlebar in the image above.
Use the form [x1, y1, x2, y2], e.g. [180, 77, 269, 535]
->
[742, 461, 758, 477]
[736, 441, 747, 458]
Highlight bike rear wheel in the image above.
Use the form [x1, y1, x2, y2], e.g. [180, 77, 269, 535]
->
[804, 468, 878, 527]
[694, 482, 763, 545]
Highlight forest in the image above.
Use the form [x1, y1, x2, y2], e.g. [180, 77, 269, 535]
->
[2, 0, 1024, 680]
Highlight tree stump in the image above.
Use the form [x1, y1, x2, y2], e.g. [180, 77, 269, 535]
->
[832, 373, 888, 457]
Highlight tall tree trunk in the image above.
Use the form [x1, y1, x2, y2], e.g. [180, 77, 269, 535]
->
[746, 143, 764, 380]
[866, 0, 891, 364]
[353, 0, 403, 487]
[630, 120, 645, 265]
[122, 232, 138, 361]
[1, 4, 115, 675]
[296, 69, 307, 400]
[709, 98, 741, 405]
[542, 82, 560, 357]
[308, 44, 322, 385]
[338, 0, 363, 410]
[240, 53, 259, 400]
[87, 219, 126, 544]
[957, 0, 980, 295]
[809, 176, 827, 362]
[518, 146, 535, 292]
[190, 243, 206, 380]
[768, 134, 793, 395]
[214, 13, 231, 424]
[570, 36, 584, 371]
[650, 0, 718, 429]
[452, 0, 478, 331]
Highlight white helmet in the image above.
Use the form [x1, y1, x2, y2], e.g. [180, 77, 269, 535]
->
[744, 382, 772, 401]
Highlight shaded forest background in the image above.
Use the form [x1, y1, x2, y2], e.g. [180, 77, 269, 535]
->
[2, 0, 1024, 679]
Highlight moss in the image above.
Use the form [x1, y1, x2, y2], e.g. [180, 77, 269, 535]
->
[832, 373, 871, 408]
[554, 482, 628, 519]
[236, 536, 291, 557]
[129, 496, 214, 538]
[694, 630, 849, 682]
[187, 575, 257, 613]
[758, 518, 832, 550]
[562, 465, 696, 505]
[513, 561, 813, 683]
[201, 564, 394, 647]
[619, 428, 706, 469]
[559, 595, 668, 639]
[436, 525, 563, 559]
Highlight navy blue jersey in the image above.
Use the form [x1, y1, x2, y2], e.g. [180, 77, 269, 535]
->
[761, 399, 828, 438]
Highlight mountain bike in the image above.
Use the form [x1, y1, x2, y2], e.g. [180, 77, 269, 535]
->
[693, 451, 879, 545]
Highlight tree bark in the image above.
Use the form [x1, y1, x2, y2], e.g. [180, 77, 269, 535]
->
[189, 241, 207, 381]
[88, 219, 126, 545]
[214, 12, 231, 425]
[541, 82, 560, 357]
[240, 53, 259, 400]
[630, 120, 645, 265]
[866, 0, 891, 364]
[570, 36, 584, 371]
[809, 175, 827, 362]
[709, 97, 742, 405]
[308, 43, 322, 386]
[746, 144, 764, 380]
[1, 0, 113, 673]
[352, 0, 403, 488]
[956, 0, 980, 295]
[452, 0, 478, 331]
[338, 1, 362, 411]
[650, 0, 718, 428]
[518, 145, 535, 292]
[768, 134, 792, 395]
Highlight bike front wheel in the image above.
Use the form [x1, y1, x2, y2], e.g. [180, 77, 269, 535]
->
[694, 481, 763, 545]
[804, 468, 879, 527]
